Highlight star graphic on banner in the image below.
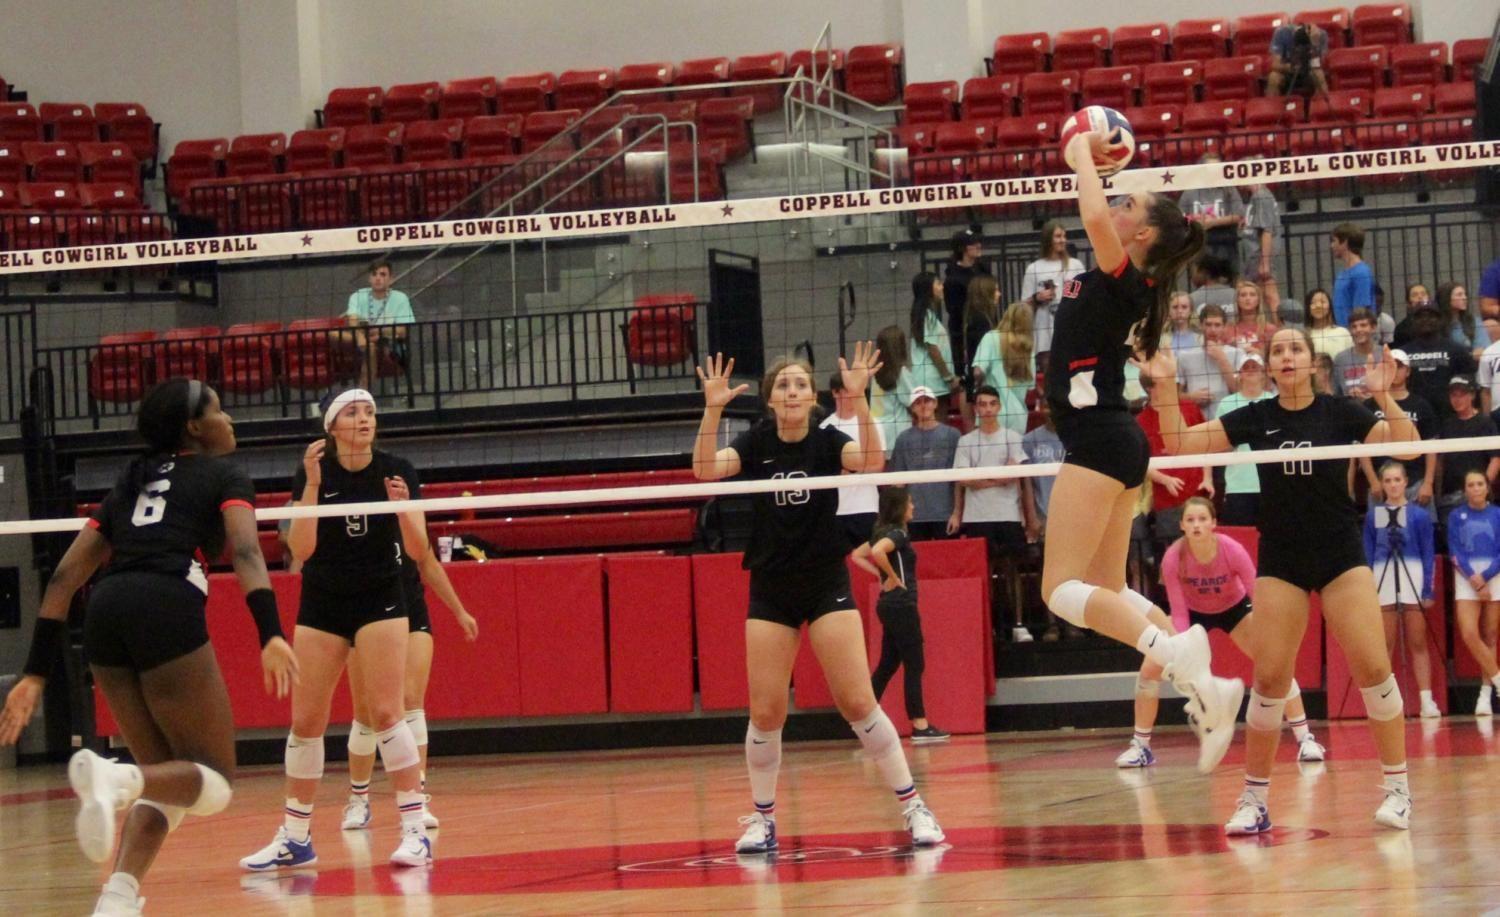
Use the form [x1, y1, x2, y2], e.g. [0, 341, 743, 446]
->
[301, 234, 313, 247]
[1160, 170, 1175, 186]
[720, 203, 734, 217]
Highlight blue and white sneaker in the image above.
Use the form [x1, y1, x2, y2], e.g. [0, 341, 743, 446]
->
[1374, 785, 1412, 830]
[734, 812, 778, 853]
[1114, 738, 1156, 768]
[390, 824, 432, 867]
[1224, 792, 1273, 836]
[903, 801, 945, 846]
[340, 795, 371, 830]
[240, 827, 319, 871]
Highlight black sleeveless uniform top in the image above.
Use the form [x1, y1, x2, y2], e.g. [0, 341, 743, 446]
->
[730, 420, 852, 573]
[1045, 259, 1153, 420]
[292, 447, 421, 594]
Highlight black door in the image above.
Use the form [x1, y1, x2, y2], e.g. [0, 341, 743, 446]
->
[707, 249, 763, 379]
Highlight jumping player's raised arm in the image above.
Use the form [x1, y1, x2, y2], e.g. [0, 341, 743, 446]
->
[1068, 131, 1126, 277]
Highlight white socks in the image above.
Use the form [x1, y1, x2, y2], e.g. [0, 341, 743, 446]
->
[851, 709, 919, 806]
[745, 724, 781, 814]
[1136, 625, 1174, 669]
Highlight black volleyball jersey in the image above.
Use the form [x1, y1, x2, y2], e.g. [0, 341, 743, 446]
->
[730, 420, 851, 573]
[1219, 394, 1379, 542]
[292, 447, 421, 593]
[1046, 260, 1154, 421]
[88, 453, 256, 594]
[871, 525, 919, 597]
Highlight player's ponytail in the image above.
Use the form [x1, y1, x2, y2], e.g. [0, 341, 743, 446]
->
[1135, 195, 1206, 360]
[127, 378, 208, 500]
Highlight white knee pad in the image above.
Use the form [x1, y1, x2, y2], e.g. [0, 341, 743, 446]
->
[1047, 580, 1097, 630]
[1361, 674, 1404, 721]
[347, 720, 377, 757]
[284, 733, 325, 781]
[134, 799, 186, 832]
[1120, 588, 1156, 617]
[403, 708, 428, 746]
[1135, 674, 1161, 698]
[1285, 680, 1302, 703]
[850, 708, 901, 759]
[1246, 689, 1287, 732]
[375, 720, 421, 772]
[186, 763, 232, 816]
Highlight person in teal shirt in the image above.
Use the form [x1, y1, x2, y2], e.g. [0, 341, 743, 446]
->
[969, 301, 1033, 434]
[907, 272, 961, 407]
[344, 259, 414, 388]
[1214, 350, 1275, 526]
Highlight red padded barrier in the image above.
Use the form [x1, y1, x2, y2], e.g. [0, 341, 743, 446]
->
[514, 556, 607, 715]
[866, 578, 989, 735]
[1217, 526, 1323, 690]
[1327, 559, 1449, 718]
[606, 555, 694, 713]
[913, 537, 993, 687]
[691, 552, 750, 710]
[419, 561, 521, 719]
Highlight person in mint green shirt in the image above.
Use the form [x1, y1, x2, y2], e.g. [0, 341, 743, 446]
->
[969, 301, 1033, 435]
[344, 259, 414, 387]
[907, 272, 961, 405]
[1215, 350, 1275, 526]
[871, 325, 915, 457]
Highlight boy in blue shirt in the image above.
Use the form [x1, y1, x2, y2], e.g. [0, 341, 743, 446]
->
[1331, 223, 1374, 329]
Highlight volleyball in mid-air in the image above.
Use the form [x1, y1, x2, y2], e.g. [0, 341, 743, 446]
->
[1060, 105, 1136, 176]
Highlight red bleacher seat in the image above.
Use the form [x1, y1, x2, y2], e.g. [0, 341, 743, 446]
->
[0, 147, 20, 183]
[991, 33, 1050, 75]
[402, 118, 463, 162]
[1052, 28, 1109, 71]
[1389, 42, 1447, 87]
[155, 326, 220, 381]
[1174, 19, 1231, 61]
[183, 176, 245, 233]
[343, 123, 404, 168]
[2, 210, 62, 249]
[910, 150, 965, 188]
[0, 183, 18, 208]
[463, 114, 522, 158]
[297, 168, 360, 228]
[1122, 105, 1182, 139]
[1453, 39, 1490, 83]
[665, 142, 725, 201]
[578, 105, 635, 152]
[1290, 121, 1351, 158]
[728, 53, 788, 114]
[359, 164, 419, 223]
[286, 128, 344, 171]
[1309, 89, 1373, 122]
[961, 76, 1018, 120]
[1112, 23, 1171, 66]
[1081, 66, 1141, 110]
[383, 82, 442, 123]
[696, 96, 755, 160]
[627, 294, 696, 366]
[1222, 128, 1287, 160]
[617, 62, 676, 104]
[417, 162, 476, 218]
[555, 69, 616, 111]
[1351, 4, 1412, 47]
[1020, 71, 1079, 115]
[1143, 60, 1203, 106]
[1372, 84, 1430, 119]
[499, 73, 557, 116]
[904, 81, 958, 123]
[225, 133, 285, 177]
[322, 87, 382, 127]
[441, 76, 498, 119]
[1232, 13, 1289, 59]
[0, 104, 42, 142]
[1433, 82, 1476, 115]
[78, 182, 142, 211]
[933, 121, 991, 153]
[89, 332, 156, 405]
[1297, 8, 1352, 50]
[220, 323, 279, 395]
[39, 103, 97, 143]
[1203, 56, 1265, 100]
[23, 142, 81, 183]
[94, 103, 157, 163]
[522, 110, 581, 152]
[845, 45, 904, 105]
[20, 181, 82, 210]
[788, 49, 844, 104]
[1181, 100, 1244, 133]
[1327, 45, 1389, 91]
[675, 57, 730, 99]
[283, 317, 347, 389]
[889, 123, 937, 154]
[635, 101, 698, 145]
[1243, 95, 1306, 127]
[77, 142, 139, 185]
[1421, 100, 1475, 148]
[996, 114, 1060, 148]
[239, 175, 295, 231]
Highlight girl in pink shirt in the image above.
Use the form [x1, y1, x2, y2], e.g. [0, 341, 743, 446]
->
[1116, 497, 1325, 767]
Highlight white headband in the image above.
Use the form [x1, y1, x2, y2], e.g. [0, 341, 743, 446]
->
[323, 388, 376, 432]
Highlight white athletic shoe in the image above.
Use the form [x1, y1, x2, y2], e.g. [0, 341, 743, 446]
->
[734, 812, 778, 854]
[903, 800, 945, 847]
[1297, 736, 1327, 763]
[70, 749, 133, 864]
[1185, 675, 1245, 774]
[1161, 624, 1211, 693]
[1374, 785, 1412, 830]
[340, 794, 371, 830]
[92, 890, 145, 916]
[1476, 688, 1493, 717]
[1419, 698, 1442, 719]
[421, 794, 440, 830]
[1114, 738, 1156, 768]
[1224, 792, 1272, 836]
[239, 827, 318, 871]
[389, 824, 433, 867]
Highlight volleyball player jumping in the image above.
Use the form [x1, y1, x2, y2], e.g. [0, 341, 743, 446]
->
[241, 388, 436, 870]
[0, 379, 297, 916]
[694, 345, 945, 853]
[1041, 129, 1246, 774]
[1147, 328, 1417, 832]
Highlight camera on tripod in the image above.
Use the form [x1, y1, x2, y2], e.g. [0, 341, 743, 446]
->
[1287, 24, 1317, 90]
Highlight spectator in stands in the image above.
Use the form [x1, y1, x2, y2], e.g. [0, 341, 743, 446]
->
[1216, 352, 1274, 526]
[1229, 280, 1277, 357]
[1433, 376, 1500, 522]
[344, 259, 414, 389]
[1480, 254, 1500, 321]
[1305, 289, 1353, 358]
[1334, 308, 1381, 398]
[1179, 154, 1246, 271]
[943, 229, 989, 382]
[1356, 349, 1437, 508]
[1438, 282, 1489, 358]
[1480, 322, 1500, 416]
[907, 272, 963, 414]
[870, 325, 915, 457]
[822, 371, 886, 551]
[970, 301, 1033, 435]
[1330, 223, 1374, 329]
[1136, 371, 1213, 560]
[1266, 22, 1330, 97]
[1314, 353, 1337, 396]
[1403, 303, 1478, 419]
[1163, 290, 1201, 353]
[1021, 220, 1085, 373]
[1392, 283, 1432, 347]
[952, 385, 1036, 643]
[1189, 255, 1237, 316]
[889, 387, 961, 541]
[1240, 170, 1283, 290]
[1175, 304, 1241, 419]
[962, 275, 1002, 395]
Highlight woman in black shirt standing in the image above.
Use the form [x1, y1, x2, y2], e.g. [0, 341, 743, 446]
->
[1040, 130, 1247, 775]
[694, 346, 944, 854]
[1148, 327, 1418, 834]
[0, 379, 296, 915]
